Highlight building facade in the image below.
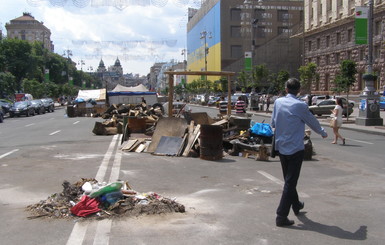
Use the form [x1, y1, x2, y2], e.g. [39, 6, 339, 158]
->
[5, 12, 54, 51]
[186, 0, 304, 89]
[303, 0, 385, 94]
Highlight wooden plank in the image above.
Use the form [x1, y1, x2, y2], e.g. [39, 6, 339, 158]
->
[182, 124, 201, 157]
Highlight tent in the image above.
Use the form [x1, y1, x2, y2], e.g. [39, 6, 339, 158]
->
[108, 84, 158, 106]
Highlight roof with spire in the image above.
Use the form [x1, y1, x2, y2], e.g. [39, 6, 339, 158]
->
[114, 57, 121, 67]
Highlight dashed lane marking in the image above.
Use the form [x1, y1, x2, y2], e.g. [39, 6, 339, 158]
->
[0, 149, 20, 159]
[49, 130, 61, 135]
[25, 123, 35, 127]
[73, 121, 80, 125]
[258, 170, 310, 198]
[345, 138, 373, 145]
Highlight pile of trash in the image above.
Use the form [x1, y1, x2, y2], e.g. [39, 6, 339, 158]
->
[26, 178, 185, 220]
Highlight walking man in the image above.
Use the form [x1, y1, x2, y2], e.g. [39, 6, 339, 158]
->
[271, 78, 328, 227]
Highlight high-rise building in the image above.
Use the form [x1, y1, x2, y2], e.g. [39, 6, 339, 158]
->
[303, 0, 385, 93]
[5, 12, 54, 51]
[186, 0, 304, 90]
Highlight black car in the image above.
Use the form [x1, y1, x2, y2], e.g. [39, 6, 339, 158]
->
[0, 100, 12, 114]
[31, 99, 46, 115]
[0, 106, 4, 123]
[41, 98, 55, 112]
[9, 101, 36, 117]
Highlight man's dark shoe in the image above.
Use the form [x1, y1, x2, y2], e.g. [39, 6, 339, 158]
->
[293, 201, 304, 215]
[276, 217, 295, 227]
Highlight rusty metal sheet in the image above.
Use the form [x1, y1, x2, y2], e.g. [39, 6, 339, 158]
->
[146, 117, 187, 153]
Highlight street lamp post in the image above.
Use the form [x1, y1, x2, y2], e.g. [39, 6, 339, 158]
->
[200, 30, 212, 72]
[355, 0, 383, 126]
[62, 49, 72, 85]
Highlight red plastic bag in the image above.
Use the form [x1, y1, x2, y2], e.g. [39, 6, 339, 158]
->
[70, 195, 101, 217]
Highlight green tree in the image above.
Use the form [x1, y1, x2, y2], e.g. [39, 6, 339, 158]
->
[252, 64, 269, 91]
[267, 70, 290, 95]
[237, 70, 251, 93]
[298, 62, 318, 94]
[0, 72, 16, 98]
[0, 39, 35, 92]
[22, 79, 45, 98]
[332, 60, 357, 121]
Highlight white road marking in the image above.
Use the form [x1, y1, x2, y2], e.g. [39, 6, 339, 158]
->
[73, 121, 80, 125]
[49, 130, 61, 135]
[109, 135, 123, 183]
[95, 134, 119, 182]
[66, 222, 89, 245]
[345, 137, 373, 145]
[0, 149, 19, 159]
[25, 123, 35, 127]
[258, 170, 310, 198]
[93, 219, 112, 245]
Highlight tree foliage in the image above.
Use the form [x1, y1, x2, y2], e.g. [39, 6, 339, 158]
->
[298, 62, 318, 93]
[0, 38, 96, 99]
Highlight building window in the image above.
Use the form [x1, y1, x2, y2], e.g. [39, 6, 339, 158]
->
[327, 0, 332, 11]
[360, 49, 365, 61]
[326, 35, 330, 47]
[317, 56, 320, 66]
[336, 32, 341, 45]
[347, 29, 353, 42]
[277, 10, 289, 22]
[255, 9, 265, 20]
[308, 40, 312, 51]
[256, 26, 266, 38]
[317, 38, 321, 49]
[326, 55, 330, 65]
[231, 8, 241, 21]
[374, 20, 382, 36]
[347, 50, 352, 60]
[21, 30, 26, 40]
[231, 45, 242, 59]
[338, 0, 343, 6]
[374, 45, 380, 59]
[335, 53, 340, 64]
[278, 27, 289, 34]
[231, 26, 241, 38]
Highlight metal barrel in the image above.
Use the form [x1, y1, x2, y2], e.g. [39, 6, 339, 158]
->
[199, 124, 223, 161]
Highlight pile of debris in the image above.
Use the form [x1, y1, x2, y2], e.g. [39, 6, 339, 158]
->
[26, 178, 185, 220]
[92, 103, 163, 136]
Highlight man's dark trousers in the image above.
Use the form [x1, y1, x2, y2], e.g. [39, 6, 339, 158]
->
[276, 150, 304, 218]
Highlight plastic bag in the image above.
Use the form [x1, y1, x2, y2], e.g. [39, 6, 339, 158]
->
[250, 122, 274, 137]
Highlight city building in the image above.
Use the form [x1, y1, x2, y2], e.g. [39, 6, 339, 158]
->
[5, 12, 54, 51]
[186, 0, 304, 90]
[96, 58, 147, 91]
[303, 0, 385, 94]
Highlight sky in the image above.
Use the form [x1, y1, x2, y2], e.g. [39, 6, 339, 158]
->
[0, 0, 202, 76]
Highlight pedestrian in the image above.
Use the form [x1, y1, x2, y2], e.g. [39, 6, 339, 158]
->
[265, 95, 271, 112]
[331, 98, 346, 145]
[235, 96, 246, 115]
[218, 96, 227, 115]
[312, 95, 317, 105]
[271, 78, 328, 227]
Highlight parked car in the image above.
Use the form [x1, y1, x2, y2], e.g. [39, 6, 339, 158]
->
[0, 106, 4, 123]
[308, 98, 353, 117]
[41, 98, 55, 112]
[31, 99, 46, 115]
[0, 100, 12, 114]
[9, 101, 35, 117]
[380, 97, 385, 111]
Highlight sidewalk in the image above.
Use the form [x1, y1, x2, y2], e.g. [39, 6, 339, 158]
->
[248, 107, 385, 136]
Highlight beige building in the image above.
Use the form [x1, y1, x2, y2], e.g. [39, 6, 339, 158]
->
[5, 12, 53, 51]
[303, 0, 385, 94]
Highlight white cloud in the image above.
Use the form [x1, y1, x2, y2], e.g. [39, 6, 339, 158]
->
[0, 0, 197, 75]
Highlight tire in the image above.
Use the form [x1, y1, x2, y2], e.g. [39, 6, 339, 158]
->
[0, 115, 3, 123]
[10, 113, 14, 118]
[26, 111, 30, 117]
[317, 114, 322, 117]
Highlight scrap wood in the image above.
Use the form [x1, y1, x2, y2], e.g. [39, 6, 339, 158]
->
[211, 119, 228, 126]
[182, 124, 201, 157]
[121, 139, 138, 151]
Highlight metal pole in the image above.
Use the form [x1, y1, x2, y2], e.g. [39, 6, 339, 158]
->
[367, 0, 373, 74]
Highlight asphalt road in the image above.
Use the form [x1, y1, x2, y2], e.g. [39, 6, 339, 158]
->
[0, 106, 384, 245]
